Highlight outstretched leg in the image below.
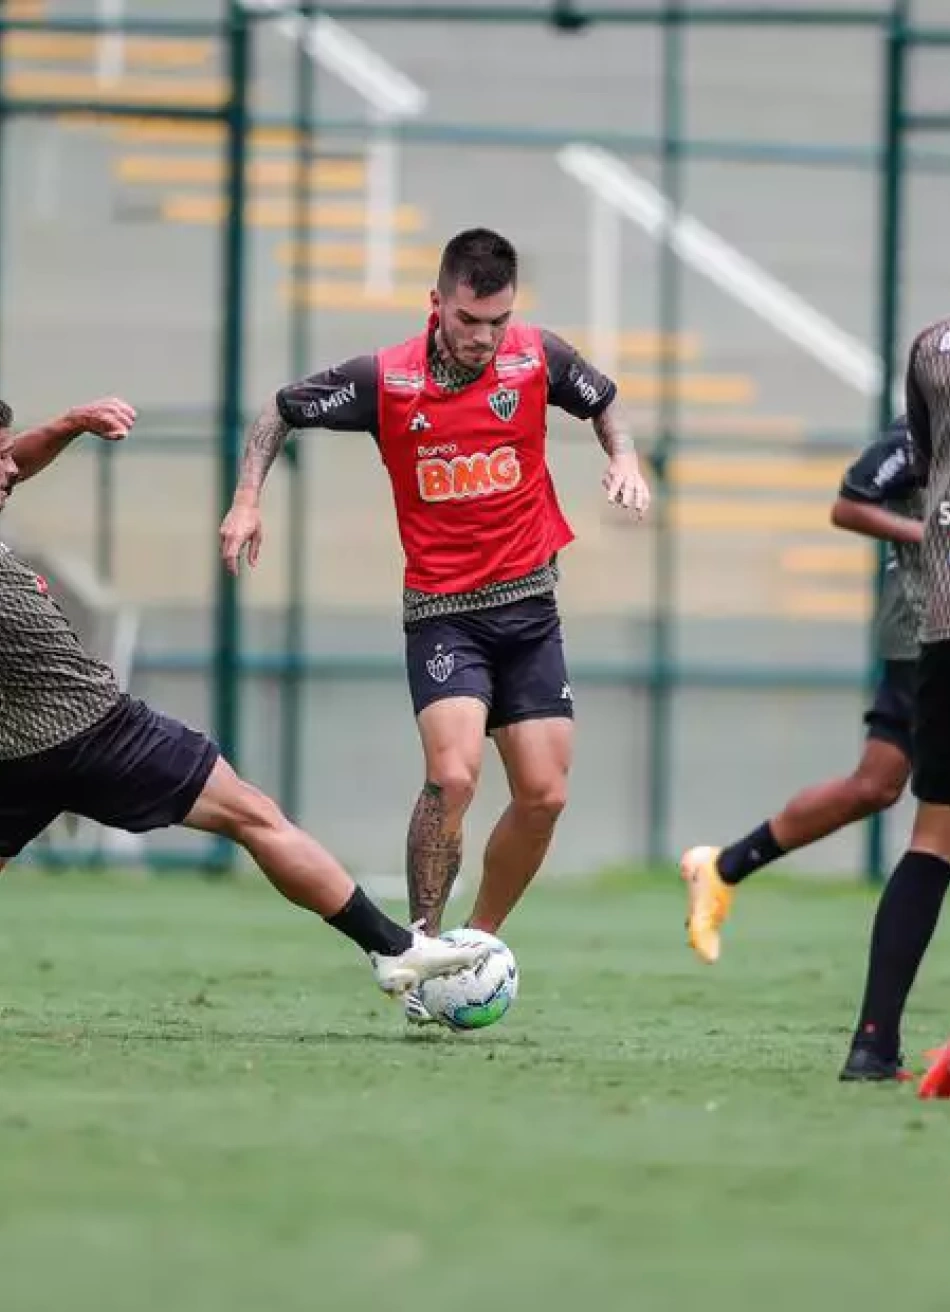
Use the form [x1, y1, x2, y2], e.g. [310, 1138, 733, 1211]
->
[179, 758, 490, 994]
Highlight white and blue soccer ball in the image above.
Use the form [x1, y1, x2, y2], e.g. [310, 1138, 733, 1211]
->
[418, 928, 519, 1032]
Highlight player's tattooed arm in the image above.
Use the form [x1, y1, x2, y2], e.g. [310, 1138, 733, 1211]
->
[220, 395, 291, 574]
[592, 401, 651, 516]
[236, 394, 291, 504]
[592, 399, 637, 459]
[406, 782, 463, 936]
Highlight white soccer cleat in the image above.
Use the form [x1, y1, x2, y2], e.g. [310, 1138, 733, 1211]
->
[370, 927, 490, 998]
[403, 988, 438, 1027]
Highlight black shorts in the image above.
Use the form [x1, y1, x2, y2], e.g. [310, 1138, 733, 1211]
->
[863, 659, 915, 759]
[0, 695, 219, 859]
[404, 593, 573, 732]
[913, 640, 950, 804]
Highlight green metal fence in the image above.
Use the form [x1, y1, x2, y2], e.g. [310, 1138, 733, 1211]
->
[1, 2, 947, 877]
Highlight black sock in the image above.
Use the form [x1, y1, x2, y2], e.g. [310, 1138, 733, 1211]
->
[853, 850, 950, 1060]
[717, 822, 785, 885]
[326, 886, 414, 957]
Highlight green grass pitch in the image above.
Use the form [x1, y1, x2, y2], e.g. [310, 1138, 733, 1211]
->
[1, 866, 950, 1312]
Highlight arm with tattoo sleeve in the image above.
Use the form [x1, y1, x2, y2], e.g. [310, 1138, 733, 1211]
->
[541, 329, 650, 516]
[236, 395, 291, 506]
[592, 399, 651, 514]
[592, 398, 637, 458]
[219, 354, 378, 575]
[219, 396, 291, 574]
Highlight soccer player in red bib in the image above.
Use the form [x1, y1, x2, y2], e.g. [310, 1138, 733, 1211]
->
[222, 229, 650, 1016]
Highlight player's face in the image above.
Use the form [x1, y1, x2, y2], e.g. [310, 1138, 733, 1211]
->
[432, 281, 516, 371]
[0, 429, 17, 511]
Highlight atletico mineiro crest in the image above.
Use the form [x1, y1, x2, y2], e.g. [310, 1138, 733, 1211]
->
[426, 644, 455, 683]
[487, 387, 520, 423]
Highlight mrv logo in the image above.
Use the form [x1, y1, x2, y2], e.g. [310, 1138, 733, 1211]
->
[302, 381, 356, 419]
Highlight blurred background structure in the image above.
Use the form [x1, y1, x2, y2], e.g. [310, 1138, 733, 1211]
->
[3, 0, 948, 879]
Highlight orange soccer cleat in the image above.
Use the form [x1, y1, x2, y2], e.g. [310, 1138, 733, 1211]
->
[680, 845, 734, 965]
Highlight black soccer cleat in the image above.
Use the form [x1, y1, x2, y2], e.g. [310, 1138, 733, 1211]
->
[839, 1043, 910, 1084]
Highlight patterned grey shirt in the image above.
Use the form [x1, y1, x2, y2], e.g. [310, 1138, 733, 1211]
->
[838, 416, 925, 661]
[0, 542, 120, 760]
[906, 318, 950, 644]
[276, 328, 617, 625]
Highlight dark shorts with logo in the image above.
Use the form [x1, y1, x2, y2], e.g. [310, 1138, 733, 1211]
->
[0, 695, 219, 858]
[404, 593, 574, 732]
[863, 658, 915, 759]
[913, 641, 950, 804]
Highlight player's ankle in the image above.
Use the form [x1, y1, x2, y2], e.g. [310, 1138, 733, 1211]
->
[326, 886, 413, 956]
[851, 1021, 900, 1063]
[718, 822, 784, 884]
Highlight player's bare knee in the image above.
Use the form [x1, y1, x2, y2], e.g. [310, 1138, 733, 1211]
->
[851, 770, 904, 816]
[426, 763, 478, 817]
[513, 781, 568, 829]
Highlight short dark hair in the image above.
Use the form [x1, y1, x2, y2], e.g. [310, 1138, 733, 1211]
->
[0, 399, 13, 429]
[437, 228, 518, 298]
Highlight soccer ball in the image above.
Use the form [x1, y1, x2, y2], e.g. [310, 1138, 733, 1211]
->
[418, 928, 519, 1032]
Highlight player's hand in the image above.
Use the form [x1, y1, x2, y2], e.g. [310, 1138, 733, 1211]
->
[68, 398, 137, 442]
[603, 452, 650, 518]
[220, 500, 263, 574]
